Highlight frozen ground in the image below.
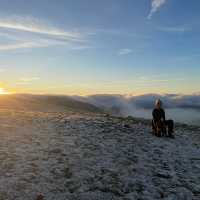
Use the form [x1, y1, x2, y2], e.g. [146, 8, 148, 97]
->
[0, 109, 199, 200]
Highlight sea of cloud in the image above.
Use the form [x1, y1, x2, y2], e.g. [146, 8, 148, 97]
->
[73, 93, 200, 125]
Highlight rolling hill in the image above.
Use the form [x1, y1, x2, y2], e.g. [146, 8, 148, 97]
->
[0, 94, 102, 113]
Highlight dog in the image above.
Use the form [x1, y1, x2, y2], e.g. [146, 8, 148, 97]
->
[152, 120, 167, 137]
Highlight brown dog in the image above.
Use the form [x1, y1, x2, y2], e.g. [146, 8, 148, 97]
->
[152, 120, 167, 137]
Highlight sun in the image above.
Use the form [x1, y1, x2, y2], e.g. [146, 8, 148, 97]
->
[0, 88, 10, 95]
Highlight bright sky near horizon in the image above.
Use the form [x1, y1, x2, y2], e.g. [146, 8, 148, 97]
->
[0, 0, 199, 95]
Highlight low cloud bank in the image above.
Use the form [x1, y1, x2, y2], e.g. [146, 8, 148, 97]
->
[73, 93, 200, 117]
[129, 94, 200, 110]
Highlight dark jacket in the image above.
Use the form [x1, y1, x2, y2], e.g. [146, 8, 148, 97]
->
[152, 108, 165, 122]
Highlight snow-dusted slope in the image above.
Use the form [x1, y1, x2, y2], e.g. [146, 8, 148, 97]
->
[0, 94, 102, 113]
[0, 109, 199, 200]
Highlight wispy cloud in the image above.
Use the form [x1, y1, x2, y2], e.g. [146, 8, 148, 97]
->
[0, 42, 49, 51]
[135, 76, 185, 85]
[148, 0, 167, 19]
[0, 16, 91, 51]
[0, 16, 82, 40]
[158, 26, 190, 33]
[17, 77, 40, 85]
[174, 54, 200, 61]
[0, 35, 73, 51]
[19, 77, 40, 82]
[94, 29, 150, 39]
[70, 45, 93, 50]
[118, 48, 132, 55]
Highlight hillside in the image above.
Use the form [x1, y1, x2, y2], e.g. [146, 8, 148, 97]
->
[0, 109, 199, 200]
[0, 94, 102, 113]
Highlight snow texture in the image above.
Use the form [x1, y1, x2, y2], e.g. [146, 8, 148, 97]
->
[0, 109, 199, 200]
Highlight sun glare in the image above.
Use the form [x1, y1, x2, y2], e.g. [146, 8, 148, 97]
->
[0, 88, 10, 95]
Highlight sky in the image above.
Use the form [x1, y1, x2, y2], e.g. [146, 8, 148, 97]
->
[0, 0, 200, 95]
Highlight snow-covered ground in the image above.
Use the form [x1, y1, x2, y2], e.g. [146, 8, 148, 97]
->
[0, 109, 199, 200]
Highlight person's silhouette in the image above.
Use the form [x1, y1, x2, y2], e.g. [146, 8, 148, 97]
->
[152, 99, 174, 137]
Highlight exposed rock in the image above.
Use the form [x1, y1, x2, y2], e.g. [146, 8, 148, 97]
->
[36, 194, 45, 200]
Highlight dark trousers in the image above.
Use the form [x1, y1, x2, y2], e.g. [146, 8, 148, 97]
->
[152, 119, 174, 137]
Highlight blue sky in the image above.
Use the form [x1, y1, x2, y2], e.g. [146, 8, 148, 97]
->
[0, 0, 199, 95]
